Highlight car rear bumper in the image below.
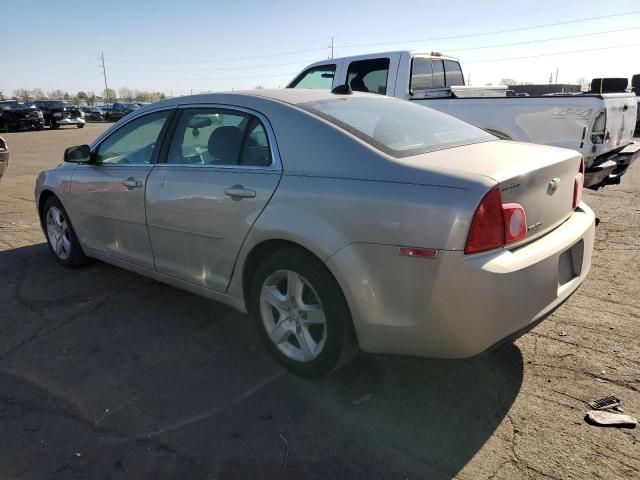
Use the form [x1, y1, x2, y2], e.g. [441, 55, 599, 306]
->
[326, 203, 595, 358]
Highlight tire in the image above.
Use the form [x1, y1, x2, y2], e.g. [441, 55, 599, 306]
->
[249, 247, 358, 377]
[41, 196, 89, 268]
[50, 120, 59, 130]
[77, 124, 84, 129]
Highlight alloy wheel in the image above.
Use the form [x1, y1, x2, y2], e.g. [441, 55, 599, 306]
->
[259, 269, 327, 362]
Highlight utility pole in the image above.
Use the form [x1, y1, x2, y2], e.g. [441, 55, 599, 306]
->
[467, 72, 471, 86]
[555, 68, 559, 84]
[101, 52, 110, 103]
[329, 36, 334, 59]
[548, 72, 553, 85]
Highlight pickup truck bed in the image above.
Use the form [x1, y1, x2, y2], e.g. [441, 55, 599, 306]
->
[289, 50, 639, 189]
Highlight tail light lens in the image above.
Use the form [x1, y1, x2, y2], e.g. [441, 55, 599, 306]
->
[465, 187, 527, 255]
[590, 111, 606, 144]
[573, 158, 585, 209]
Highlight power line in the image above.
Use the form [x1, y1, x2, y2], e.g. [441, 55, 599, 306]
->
[465, 42, 640, 63]
[335, 10, 640, 49]
[108, 58, 318, 74]
[108, 46, 327, 65]
[105, 26, 640, 76]
[104, 71, 298, 82]
[447, 26, 640, 53]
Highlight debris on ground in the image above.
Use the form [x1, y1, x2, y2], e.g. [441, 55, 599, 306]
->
[279, 433, 289, 472]
[588, 395, 620, 410]
[559, 331, 568, 336]
[585, 410, 637, 428]
[352, 393, 372, 405]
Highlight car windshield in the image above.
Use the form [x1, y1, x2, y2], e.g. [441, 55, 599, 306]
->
[301, 96, 495, 157]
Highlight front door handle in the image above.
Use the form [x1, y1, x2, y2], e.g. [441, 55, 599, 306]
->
[122, 178, 143, 189]
[224, 185, 256, 200]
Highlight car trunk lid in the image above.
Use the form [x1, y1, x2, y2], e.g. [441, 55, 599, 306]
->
[405, 140, 581, 244]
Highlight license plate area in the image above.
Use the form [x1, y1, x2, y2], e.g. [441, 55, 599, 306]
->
[558, 240, 584, 286]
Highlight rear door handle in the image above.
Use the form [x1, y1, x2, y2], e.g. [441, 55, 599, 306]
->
[122, 178, 143, 189]
[224, 185, 256, 199]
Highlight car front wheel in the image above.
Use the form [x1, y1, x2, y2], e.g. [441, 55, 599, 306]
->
[250, 248, 358, 376]
[42, 196, 88, 267]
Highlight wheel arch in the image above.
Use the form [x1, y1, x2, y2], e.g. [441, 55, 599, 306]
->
[37, 189, 58, 222]
[240, 238, 327, 304]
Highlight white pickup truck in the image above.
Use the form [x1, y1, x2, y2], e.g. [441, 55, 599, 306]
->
[288, 51, 639, 189]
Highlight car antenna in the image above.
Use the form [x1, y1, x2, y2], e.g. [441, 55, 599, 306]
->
[331, 84, 352, 95]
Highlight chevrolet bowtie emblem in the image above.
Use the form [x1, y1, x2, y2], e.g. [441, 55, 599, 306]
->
[547, 177, 561, 195]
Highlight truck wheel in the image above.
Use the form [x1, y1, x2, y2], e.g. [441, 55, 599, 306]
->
[77, 124, 84, 129]
[50, 121, 59, 130]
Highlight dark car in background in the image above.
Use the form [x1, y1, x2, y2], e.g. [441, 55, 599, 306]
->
[32, 101, 85, 129]
[0, 101, 45, 132]
[0, 136, 8, 178]
[107, 102, 140, 121]
[80, 106, 105, 122]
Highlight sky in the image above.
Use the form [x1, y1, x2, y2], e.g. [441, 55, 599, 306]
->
[1, 0, 639, 97]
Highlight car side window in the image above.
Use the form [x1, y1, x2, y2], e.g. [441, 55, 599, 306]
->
[166, 109, 272, 167]
[96, 111, 170, 165]
[444, 60, 465, 86]
[290, 65, 336, 89]
[346, 58, 390, 95]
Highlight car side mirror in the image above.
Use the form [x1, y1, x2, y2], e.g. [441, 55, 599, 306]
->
[64, 144, 92, 163]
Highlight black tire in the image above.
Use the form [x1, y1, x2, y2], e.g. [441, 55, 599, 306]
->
[41, 196, 89, 268]
[77, 124, 84, 129]
[50, 120, 59, 130]
[249, 247, 358, 377]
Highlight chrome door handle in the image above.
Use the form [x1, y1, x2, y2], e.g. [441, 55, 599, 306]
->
[224, 185, 256, 199]
[122, 178, 142, 189]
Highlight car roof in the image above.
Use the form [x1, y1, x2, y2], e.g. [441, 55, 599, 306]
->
[148, 88, 378, 111]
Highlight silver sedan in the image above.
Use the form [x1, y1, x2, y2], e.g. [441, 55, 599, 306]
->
[35, 89, 595, 376]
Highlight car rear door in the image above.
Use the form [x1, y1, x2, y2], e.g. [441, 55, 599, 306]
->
[70, 109, 174, 269]
[145, 105, 282, 292]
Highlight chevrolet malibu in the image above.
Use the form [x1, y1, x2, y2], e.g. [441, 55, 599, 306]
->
[35, 89, 595, 376]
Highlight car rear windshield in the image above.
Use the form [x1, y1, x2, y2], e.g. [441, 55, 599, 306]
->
[301, 96, 494, 158]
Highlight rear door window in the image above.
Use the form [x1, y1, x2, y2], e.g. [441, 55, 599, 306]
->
[346, 58, 390, 95]
[444, 60, 465, 86]
[289, 65, 336, 89]
[411, 58, 435, 90]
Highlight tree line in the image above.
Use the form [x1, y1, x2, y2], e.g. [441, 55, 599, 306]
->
[5, 87, 167, 104]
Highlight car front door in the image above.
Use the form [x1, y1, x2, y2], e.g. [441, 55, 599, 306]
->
[70, 109, 173, 269]
[145, 106, 282, 292]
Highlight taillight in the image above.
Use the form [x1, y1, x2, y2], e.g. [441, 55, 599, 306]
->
[573, 158, 585, 209]
[465, 187, 527, 255]
[503, 204, 527, 243]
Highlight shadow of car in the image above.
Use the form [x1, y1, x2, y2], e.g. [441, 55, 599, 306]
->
[0, 242, 524, 478]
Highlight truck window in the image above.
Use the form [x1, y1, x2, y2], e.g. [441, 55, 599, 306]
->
[289, 65, 336, 89]
[346, 58, 390, 95]
[444, 60, 464, 86]
[411, 58, 435, 90]
[432, 60, 445, 88]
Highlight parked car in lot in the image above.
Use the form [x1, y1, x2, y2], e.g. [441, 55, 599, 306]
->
[32, 100, 85, 129]
[0, 101, 45, 132]
[80, 106, 105, 122]
[0, 136, 8, 178]
[289, 51, 639, 190]
[35, 89, 595, 376]
[107, 102, 140, 121]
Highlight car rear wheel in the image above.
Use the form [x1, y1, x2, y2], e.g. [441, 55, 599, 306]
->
[42, 196, 88, 268]
[77, 124, 84, 129]
[50, 120, 59, 129]
[250, 248, 358, 376]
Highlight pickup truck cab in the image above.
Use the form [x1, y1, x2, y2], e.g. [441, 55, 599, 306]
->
[289, 51, 639, 189]
[33, 101, 85, 130]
